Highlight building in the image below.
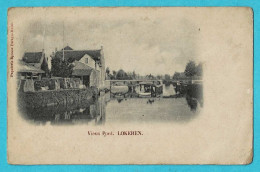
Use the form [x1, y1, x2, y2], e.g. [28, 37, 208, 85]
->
[17, 60, 45, 80]
[53, 46, 105, 89]
[18, 49, 49, 80]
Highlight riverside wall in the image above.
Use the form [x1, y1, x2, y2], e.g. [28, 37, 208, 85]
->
[18, 87, 98, 108]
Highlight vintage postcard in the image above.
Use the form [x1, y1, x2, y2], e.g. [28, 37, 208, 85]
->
[7, 7, 253, 164]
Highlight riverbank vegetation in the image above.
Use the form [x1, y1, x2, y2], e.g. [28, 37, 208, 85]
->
[106, 60, 203, 81]
[51, 57, 74, 77]
[172, 61, 203, 80]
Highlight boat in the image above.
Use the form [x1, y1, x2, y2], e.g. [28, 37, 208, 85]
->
[138, 81, 163, 97]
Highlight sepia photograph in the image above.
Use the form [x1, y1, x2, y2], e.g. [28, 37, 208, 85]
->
[16, 9, 203, 125]
[7, 7, 253, 164]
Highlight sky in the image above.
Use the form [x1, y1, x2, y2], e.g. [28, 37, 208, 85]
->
[19, 8, 204, 76]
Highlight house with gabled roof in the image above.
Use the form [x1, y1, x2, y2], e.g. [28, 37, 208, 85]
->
[19, 49, 49, 79]
[52, 46, 105, 89]
[22, 50, 48, 69]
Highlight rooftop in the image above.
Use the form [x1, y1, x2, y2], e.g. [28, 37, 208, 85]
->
[72, 61, 94, 76]
[18, 60, 45, 73]
[22, 52, 44, 63]
[55, 46, 102, 62]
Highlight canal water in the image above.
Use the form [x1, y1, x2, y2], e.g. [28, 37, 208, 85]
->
[21, 83, 203, 125]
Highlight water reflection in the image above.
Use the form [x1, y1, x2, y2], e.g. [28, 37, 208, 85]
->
[107, 83, 203, 123]
[174, 83, 203, 110]
[21, 94, 108, 125]
[21, 83, 203, 124]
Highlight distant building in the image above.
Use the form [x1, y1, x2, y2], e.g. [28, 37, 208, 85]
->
[53, 46, 105, 88]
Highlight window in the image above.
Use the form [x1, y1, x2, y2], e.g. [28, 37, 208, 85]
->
[85, 58, 88, 64]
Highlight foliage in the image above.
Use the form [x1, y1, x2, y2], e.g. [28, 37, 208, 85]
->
[51, 58, 74, 77]
[146, 74, 155, 80]
[106, 60, 203, 81]
[109, 70, 117, 80]
[156, 75, 163, 80]
[116, 69, 128, 80]
[112, 70, 117, 76]
[164, 74, 171, 80]
[106, 67, 110, 75]
[132, 71, 136, 79]
[105, 67, 111, 79]
[106, 69, 136, 80]
[184, 60, 197, 77]
[196, 63, 203, 76]
[41, 57, 50, 77]
[173, 61, 203, 80]
[172, 72, 181, 79]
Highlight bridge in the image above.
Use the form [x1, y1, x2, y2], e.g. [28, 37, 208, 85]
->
[106, 79, 203, 85]
[106, 79, 163, 82]
[106, 80, 163, 86]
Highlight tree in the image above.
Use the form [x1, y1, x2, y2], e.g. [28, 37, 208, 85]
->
[146, 74, 155, 80]
[116, 69, 128, 80]
[165, 74, 171, 80]
[41, 58, 50, 77]
[196, 63, 203, 76]
[51, 58, 74, 77]
[156, 75, 162, 80]
[184, 60, 197, 77]
[126, 72, 134, 80]
[109, 74, 115, 80]
[172, 72, 181, 80]
[112, 70, 117, 79]
[106, 67, 110, 75]
[105, 67, 110, 79]
[132, 71, 136, 79]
